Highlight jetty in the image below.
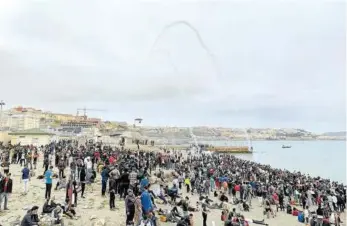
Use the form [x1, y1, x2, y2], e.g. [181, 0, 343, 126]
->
[207, 145, 252, 153]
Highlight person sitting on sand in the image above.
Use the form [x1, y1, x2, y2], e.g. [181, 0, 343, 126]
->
[219, 192, 229, 203]
[55, 177, 66, 190]
[242, 201, 250, 212]
[51, 204, 64, 226]
[157, 184, 168, 204]
[264, 199, 275, 218]
[20, 206, 40, 226]
[42, 196, 58, 214]
[176, 215, 192, 226]
[63, 198, 77, 219]
[168, 184, 179, 203]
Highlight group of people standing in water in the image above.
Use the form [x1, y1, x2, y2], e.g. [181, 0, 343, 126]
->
[0, 139, 345, 226]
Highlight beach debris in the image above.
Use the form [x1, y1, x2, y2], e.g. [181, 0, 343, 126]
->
[97, 200, 108, 209]
[6, 215, 21, 226]
[22, 206, 31, 210]
[82, 205, 93, 209]
[93, 218, 106, 226]
[90, 215, 97, 220]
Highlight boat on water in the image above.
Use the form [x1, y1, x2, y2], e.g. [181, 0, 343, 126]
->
[282, 145, 292, 149]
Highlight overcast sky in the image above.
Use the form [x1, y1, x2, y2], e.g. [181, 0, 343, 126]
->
[0, 0, 345, 132]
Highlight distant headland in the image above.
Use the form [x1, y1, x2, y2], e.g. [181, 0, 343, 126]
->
[0, 106, 344, 144]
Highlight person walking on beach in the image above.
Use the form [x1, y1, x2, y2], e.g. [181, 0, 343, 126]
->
[44, 166, 53, 199]
[109, 178, 116, 210]
[101, 166, 109, 196]
[21, 164, 30, 194]
[125, 189, 136, 225]
[80, 165, 86, 198]
[0, 173, 12, 211]
[19, 150, 25, 166]
[26, 151, 32, 170]
[58, 157, 65, 179]
[33, 150, 39, 170]
[202, 206, 208, 226]
[43, 156, 49, 175]
[185, 177, 191, 193]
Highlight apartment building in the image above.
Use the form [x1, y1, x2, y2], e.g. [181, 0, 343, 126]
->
[0, 107, 41, 131]
[9, 114, 40, 130]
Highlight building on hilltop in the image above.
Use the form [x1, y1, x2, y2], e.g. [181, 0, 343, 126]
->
[61, 118, 101, 128]
[10, 114, 40, 131]
[1, 110, 40, 131]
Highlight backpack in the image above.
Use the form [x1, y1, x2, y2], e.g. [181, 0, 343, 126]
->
[168, 189, 176, 196]
[298, 212, 304, 223]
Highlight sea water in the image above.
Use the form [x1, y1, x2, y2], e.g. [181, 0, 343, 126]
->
[207, 140, 346, 183]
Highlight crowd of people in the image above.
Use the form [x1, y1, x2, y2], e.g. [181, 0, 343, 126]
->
[0, 140, 345, 226]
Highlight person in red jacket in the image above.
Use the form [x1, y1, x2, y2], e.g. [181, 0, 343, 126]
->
[0, 173, 13, 210]
[109, 155, 115, 165]
[94, 151, 100, 164]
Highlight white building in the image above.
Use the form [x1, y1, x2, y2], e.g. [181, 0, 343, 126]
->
[9, 114, 40, 131]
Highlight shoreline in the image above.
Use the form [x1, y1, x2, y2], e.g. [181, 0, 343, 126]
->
[147, 143, 346, 184]
[190, 138, 346, 141]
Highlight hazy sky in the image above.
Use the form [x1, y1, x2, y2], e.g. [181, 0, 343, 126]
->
[0, 0, 345, 132]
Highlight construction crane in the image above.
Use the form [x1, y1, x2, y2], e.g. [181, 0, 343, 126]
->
[76, 107, 106, 120]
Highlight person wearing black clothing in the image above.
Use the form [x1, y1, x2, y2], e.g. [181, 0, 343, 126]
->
[315, 205, 324, 226]
[20, 206, 39, 226]
[220, 193, 229, 202]
[33, 150, 38, 170]
[109, 178, 116, 210]
[0, 173, 13, 210]
[119, 170, 130, 199]
[202, 207, 208, 226]
[42, 198, 58, 214]
[125, 189, 136, 224]
[80, 165, 86, 198]
[316, 205, 323, 216]
[176, 215, 191, 226]
[43, 157, 49, 175]
[278, 193, 285, 211]
[55, 154, 59, 166]
[58, 158, 65, 179]
[70, 180, 78, 207]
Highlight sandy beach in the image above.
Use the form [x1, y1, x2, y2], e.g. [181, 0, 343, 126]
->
[0, 150, 344, 226]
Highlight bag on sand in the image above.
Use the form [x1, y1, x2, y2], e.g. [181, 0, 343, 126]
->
[298, 212, 304, 223]
[139, 220, 153, 226]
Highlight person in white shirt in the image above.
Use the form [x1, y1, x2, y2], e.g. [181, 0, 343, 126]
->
[332, 194, 337, 211]
[84, 157, 93, 182]
[327, 194, 334, 212]
[329, 212, 337, 225]
[303, 206, 310, 224]
[172, 177, 179, 189]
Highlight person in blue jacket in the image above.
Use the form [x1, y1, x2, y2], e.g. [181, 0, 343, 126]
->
[141, 185, 153, 213]
[140, 177, 149, 192]
[101, 167, 109, 196]
[141, 184, 157, 226]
